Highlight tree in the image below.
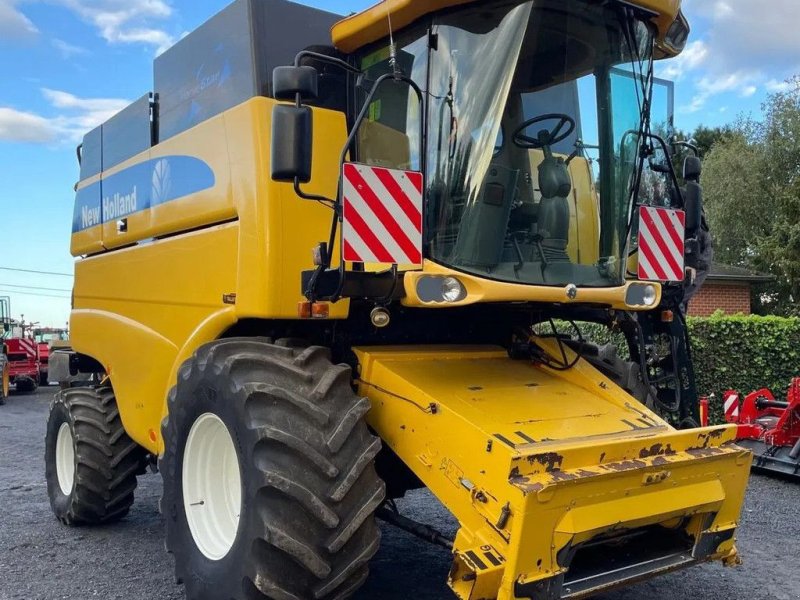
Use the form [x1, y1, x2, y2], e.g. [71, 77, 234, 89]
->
[701, 77, 800, 315]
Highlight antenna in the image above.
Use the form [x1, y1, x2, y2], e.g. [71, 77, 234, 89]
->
[385, 2, 399, 77]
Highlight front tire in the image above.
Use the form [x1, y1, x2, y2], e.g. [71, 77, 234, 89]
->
[160, 338, 384, 600]
[45, 387, 147, 525]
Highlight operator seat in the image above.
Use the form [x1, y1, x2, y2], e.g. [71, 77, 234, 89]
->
[536, 148, 571, 261]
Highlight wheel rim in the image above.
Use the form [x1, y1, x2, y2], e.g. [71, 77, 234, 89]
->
[182, 413, 242, 561]
[55, 422, 76, 495]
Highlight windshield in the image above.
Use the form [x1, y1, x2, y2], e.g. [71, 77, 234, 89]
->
[426, 0, 654, 287]
[354, 0, 656, 287]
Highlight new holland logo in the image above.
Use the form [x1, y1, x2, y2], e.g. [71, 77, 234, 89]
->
[103, 187, 138, 221]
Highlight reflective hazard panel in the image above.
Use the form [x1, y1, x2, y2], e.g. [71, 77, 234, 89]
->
[341, 163, 423, 265]
[638, 206, 686, 282]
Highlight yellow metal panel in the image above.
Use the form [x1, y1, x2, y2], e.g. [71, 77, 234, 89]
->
[354, 344, 751, 600]
[100, 115, 236, 250]
[71, 223, 239, 452]
[70, 97, 356, 451]
[71, 173, 104, 256]
[402, 260, 661, 309]
[332, 0, 683, 53]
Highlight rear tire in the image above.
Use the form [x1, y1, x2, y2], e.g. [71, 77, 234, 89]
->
[45, 386, 147, 525]
[15, 376, 38, 394]
[160, 337, 384, 600]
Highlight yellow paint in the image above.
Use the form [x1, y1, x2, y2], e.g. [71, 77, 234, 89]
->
[402, 260, 661, 309]
[332, 0, 684, 54]
[355, 343, 751, 600]
[70, 98, 351, 453]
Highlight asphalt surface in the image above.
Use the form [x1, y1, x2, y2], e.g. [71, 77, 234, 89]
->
[1, 386, 798, 600]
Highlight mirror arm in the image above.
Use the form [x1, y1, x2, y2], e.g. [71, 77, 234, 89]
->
[646, 132, 684, 208]
[294, 50, 362, 75]
[308, 72, 425, 303]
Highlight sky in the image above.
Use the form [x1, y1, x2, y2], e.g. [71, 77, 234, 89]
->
[1, 0, 799, 326]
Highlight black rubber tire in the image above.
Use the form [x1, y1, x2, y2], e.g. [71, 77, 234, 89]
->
[15, 376, 38, 394]
[45, 386, 147, 525]
[160, 337, 385, 600]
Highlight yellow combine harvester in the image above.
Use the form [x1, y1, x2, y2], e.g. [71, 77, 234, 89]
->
[46, 0, 750, 598]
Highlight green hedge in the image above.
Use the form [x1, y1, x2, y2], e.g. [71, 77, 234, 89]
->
[575, 314, 800, 425]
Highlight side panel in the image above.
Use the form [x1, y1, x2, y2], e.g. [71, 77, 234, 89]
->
[71, 97, 350, 452]
[71, 224, 240, 450]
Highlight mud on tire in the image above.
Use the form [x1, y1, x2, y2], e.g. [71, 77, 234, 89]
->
[45, 386, 148, 525]
[160, 337, 385, 600]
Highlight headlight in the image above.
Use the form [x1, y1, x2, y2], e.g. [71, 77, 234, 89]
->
[416, 276, 467, 303]
[626, 283, 659, 307]
[441, 277, 466, 303]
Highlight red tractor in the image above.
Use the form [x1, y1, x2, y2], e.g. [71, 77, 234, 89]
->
[5, 335, 40, 393]
[722, 379, 800, 479]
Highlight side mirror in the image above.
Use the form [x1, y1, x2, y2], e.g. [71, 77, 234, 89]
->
[683, 156, 702, 182]
[684, 182, 702, 236]
[272, 66, 319, 102]
[271, 105, 313, 183]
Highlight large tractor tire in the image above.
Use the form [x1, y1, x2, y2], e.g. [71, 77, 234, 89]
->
[15, 376, 38, 394]
[0, 357, 8, 405]
[160, 338, 384, 600]
[45, 386, 147, 525]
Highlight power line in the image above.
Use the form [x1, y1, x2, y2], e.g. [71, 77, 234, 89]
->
[0, 289, 71, 300]
[0, 266, 73, 277]
[0, 283, 72, 293]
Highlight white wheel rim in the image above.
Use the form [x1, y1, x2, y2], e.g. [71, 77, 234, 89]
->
[55, 422, 75, 495]
[182, 413, 242, 561]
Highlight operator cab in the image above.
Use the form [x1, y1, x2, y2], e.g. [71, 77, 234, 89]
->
[352, 0, 665, 289]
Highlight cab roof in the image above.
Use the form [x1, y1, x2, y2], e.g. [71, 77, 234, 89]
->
[331, 0, 684, 54]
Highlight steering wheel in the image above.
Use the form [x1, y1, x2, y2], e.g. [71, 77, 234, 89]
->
[512, 113, 576, 149]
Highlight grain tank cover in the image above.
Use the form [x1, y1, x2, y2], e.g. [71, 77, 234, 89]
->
[155, 0, 341, 141]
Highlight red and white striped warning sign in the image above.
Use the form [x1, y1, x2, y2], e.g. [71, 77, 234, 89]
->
[342, 163, 423, 265]
[17, 338, 37, 359]
[723, 390, 740, 423]
[638, 206, 686, 282]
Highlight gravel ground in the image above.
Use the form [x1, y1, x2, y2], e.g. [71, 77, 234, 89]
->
[1, 386, 798, 600]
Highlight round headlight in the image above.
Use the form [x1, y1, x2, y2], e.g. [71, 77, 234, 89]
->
[441, 277, 466, 303]
[643, 284, 658, 307]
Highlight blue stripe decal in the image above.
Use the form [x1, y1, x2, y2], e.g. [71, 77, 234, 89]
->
[72, 156, 216, 233]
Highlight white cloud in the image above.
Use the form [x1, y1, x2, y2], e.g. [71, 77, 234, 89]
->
[0, 0, 38, 41]
[683, 71, 760, 113]
[766, 79, 792, 93]
[0, 108, 55, 143]
[52, 38, 89, 58]
[684, 0, 800, 73]
[657, 40, 708, 81]
[53, 0, 176, 53]
[0, 89, 130, 144]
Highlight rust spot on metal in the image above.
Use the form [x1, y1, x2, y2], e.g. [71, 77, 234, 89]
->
[599, 452, 606, 463]
[652, 456, 669, 466]
[509, 466, 521, 479]
[638, 443, 677, 459]
[687, 447, 724, 458]
[550, 470, 577, 482]
[526, 452, 564, 473]
[575, 469, 597, 478]
[602, 459, 647, 472]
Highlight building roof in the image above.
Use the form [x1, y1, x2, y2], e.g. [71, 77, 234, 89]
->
[706, 263, 775, 284]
